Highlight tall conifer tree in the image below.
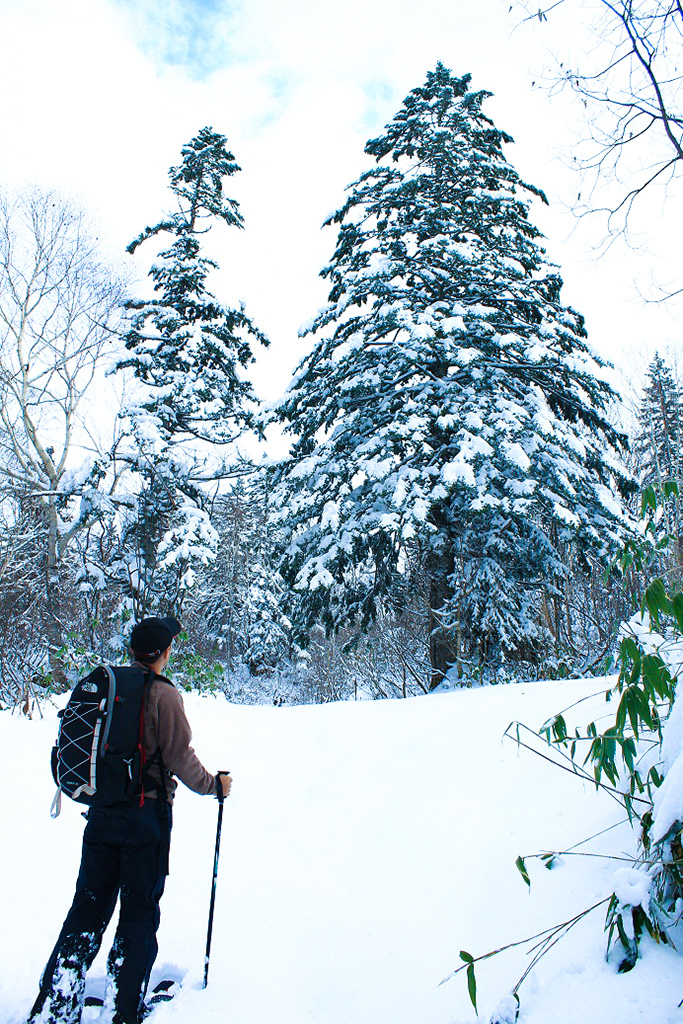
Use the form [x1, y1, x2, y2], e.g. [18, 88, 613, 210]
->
[275, 64, 635, 684]
[116, 127, 267, 611]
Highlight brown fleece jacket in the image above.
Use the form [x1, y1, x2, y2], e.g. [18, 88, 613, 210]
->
[141, 671, 216, 803]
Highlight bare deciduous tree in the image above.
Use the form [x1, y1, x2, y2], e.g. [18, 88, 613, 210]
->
[517, 0, 683, 244]
[0, 188, 124, 682]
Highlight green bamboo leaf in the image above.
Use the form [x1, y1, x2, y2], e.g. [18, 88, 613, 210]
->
[553, 714, 567, 742]
[642, 654, 672, 702]
[633, 683, 655, 732]
[618, 637, 641, 687]
[621, 737, 637, 774]
[672, 592, 683, 635]
[515, 856, 531, 889]
[644, 579, 672, 627]
[641, 485, 657, 515]
[616, 912, 631, 951]
[628, 654, 642, 686]
[630, 768, 644, 796]
[620, 637, 640, 665]
[624, 688, 643, 737]
[618, 947, 638, 973]
[467, 963, 478, 1014]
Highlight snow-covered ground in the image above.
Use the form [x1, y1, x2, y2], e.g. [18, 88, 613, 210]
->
[2, 679, 680, 1024]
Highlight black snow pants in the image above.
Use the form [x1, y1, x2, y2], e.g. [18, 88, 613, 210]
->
[29, 798, 172, 1024]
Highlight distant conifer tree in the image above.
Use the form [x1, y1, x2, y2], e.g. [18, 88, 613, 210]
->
[191, 474, 292, 674]
[634, 353, 683, 573]
[635, 354, 682, 487]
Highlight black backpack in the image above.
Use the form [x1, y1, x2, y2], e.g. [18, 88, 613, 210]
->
[51, 664, 153, 817]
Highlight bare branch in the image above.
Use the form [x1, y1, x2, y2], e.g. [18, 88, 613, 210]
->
[516, 0, 683, 260]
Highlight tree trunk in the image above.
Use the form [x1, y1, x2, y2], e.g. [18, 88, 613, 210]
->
[44, 498, 67, 689]
[427, 541, 455, 690]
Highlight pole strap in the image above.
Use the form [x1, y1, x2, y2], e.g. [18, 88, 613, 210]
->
[50, 787, 62, 819]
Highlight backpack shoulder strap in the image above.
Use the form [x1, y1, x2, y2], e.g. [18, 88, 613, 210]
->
[137, 666, 171, 804]
[99, 666, 118, 754]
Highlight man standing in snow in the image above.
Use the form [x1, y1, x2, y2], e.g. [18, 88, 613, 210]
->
[27, 616, 232, 1024]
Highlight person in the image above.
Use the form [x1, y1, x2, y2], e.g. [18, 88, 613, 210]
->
[28, 616, 231, 1024]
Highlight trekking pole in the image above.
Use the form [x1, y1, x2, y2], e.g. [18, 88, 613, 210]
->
[203, 771, 229, 989]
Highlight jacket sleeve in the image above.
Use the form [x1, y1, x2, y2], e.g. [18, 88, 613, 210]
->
[155, 683, 217, 796]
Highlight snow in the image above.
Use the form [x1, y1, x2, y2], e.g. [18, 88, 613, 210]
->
[455, 347, 479, 363]
[502, 442, 531, 472]
[441, 315, 467, 333]
[442, 459, 476, 487]
[661, 686, 683, 774]
[359, 457, 394, 480]
[2, 679, 680, 1024]
[652, 693, 683, 845]
[464, 411, 484, 430]
[595, 485, 625, 519]
[490, 994, 520, 1024]
[320, 500, 340, 531]
[552, 502, 581, 528]
[611, 868, 652, 913]
[298, 317, 317, 337]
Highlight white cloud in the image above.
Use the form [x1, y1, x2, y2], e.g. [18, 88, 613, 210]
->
[0, 0, 679, 409]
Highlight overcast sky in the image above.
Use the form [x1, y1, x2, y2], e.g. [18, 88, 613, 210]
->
[0, 0, 680, 410]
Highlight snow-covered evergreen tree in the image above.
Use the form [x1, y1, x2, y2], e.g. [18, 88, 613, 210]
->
[121, 127, 267, 449]
[115, 127, 267, 613]
[634, 353, 683, 572]
[274, 64, 635, 684]
[635, 354, 682, 488]
[191, 474, 292, 674]
[245, 558, 292, 674]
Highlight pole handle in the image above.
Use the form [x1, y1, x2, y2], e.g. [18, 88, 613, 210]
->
[215, 770, 230, 804]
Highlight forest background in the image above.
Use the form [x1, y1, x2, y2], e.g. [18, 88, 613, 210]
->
[0, 0, 681, 709]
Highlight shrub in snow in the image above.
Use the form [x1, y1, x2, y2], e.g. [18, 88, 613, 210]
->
[533, 578, 683, 971]
[445, 549, 683, 1016]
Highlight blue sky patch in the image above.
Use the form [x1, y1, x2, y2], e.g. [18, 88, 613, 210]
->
[111, 0, 244, 79]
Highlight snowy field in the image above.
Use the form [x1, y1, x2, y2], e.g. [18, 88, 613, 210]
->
[1, 680, 680, 1024]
